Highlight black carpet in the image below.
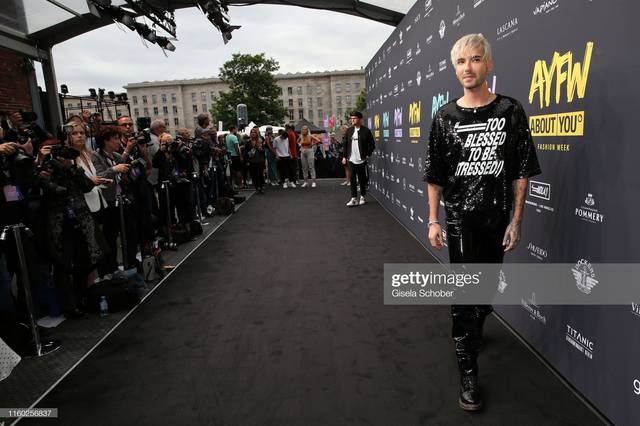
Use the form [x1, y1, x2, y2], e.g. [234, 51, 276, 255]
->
[27, 182, 603, 426]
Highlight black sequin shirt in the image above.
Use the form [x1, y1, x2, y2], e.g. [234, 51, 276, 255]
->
[423, 94, 541, 213]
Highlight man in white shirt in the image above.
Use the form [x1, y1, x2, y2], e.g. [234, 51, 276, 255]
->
[273, 129, 296, 188]
[342, 111, 375, 206]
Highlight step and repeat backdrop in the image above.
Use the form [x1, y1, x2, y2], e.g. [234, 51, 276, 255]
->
[364, 0, 640, 424]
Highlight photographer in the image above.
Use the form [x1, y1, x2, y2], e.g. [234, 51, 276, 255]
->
[37, 124, 103, 318]
[187, 126, 213, 216]
[153, 133, 194, 229]
[2, 110, 46, 156]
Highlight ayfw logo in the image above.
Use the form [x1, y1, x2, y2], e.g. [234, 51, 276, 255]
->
[394, 108, 403, 127]
[529, 180, 550, 200]
[571, 259, 598, 295]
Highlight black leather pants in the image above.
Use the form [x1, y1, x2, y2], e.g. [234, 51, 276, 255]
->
[446, 210, 509, 375]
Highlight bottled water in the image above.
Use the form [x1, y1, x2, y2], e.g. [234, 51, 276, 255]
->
[100, 296, 109, 317]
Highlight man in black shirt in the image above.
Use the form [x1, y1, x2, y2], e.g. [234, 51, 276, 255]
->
[424, 34, 541, 411]
[342, 111, 375, 207]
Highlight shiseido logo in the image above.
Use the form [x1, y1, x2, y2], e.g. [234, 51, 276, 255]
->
[566, 323, 594, 359]
[527, 242, 548, 260]
[534, 0, 559, 15]
[439, 20, 446, 38]
[529, 181, 550, 200]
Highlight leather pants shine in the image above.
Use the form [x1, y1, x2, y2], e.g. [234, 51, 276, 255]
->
[446, 210, 509, 375]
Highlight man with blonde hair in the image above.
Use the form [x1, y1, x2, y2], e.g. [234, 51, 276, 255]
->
[424, 33, 541, 411]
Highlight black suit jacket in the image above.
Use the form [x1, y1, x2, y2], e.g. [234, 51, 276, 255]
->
[343, 125, 375, 162]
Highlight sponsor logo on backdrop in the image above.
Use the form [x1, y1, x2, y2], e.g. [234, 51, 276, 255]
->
[572, 259, 598, 295]
[527, 242, 548, 261]
[634, 379, 640, 395]
[416, 71, 422, 86]
[408, 157, 415, 168]
[399, 30, 403, 45]
[394, 107, 403, 138]
[534, 0, 559, 15]
[418, 157, 423, 173]
[438, 59, 447, 72]
[424, 0, 434, 17]
[575, 193, 605, 223]
[426, 64, 435, 80]
[400, 82, 405, 93]
[453, 5, 465, 27]
[566, 324, 594, 359]
[529, 42, 594, 151]
[474, 0, 486, 7]
[382, 111, 390, 139]
[439, 20, 446, 38]
[406, 24, 412, 33]
[388, 66, 392, 78]
[414, 13, 421, 25]
[407, 48, 413, 64]
[529, 180, 550, 200]
[418, 215, 424, 223]
[526, 181, 555, 214]
[496, 17, 519, 41]
[402, 157, 406, 165]
[394, 84, 399, 97]
[497, 270, 508, 293]
[417, 188, 424, 197]
[410, 206, 415, 221]
[521, 292, 547, 324]
[367, 117, 372, 129]
[632, 302, 640, 318]
[409, 101, 421, 142]
[408, 183, 416, 192]
[416, 42, 422, 56]
[402, 177, 406, 190]
[374, 114, 380, 138]
[432, 91, 450, 118]
[426, 34, 433, 45]
[453, 118, 506, 177]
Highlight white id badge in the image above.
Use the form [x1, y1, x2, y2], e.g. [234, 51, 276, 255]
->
[3, 185, 24, 202]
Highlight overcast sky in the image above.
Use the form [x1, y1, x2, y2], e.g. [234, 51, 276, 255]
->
[36, 3, 403, 95]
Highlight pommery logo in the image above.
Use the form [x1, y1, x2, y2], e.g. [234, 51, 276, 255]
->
[575, 193, 605, 224]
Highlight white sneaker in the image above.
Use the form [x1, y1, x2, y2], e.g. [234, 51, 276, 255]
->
[341, 181, 349, 186]
[283, 182, 288, 189]
[311, 182, 316, 188]
[290, 182, 297, 188]
[301, 182, 308, 188]
[346, 197, 358, 207]
[359, 196, 366, 205]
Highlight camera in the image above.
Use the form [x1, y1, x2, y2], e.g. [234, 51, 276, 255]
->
[135, 128, 152, 146]
[50, 144, 80, 160]
[128, 157, 147, 181]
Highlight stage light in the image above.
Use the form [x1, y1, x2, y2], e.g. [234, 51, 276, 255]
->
[108, 91, 116, 100]
[120, 93, 128, 101]
[156, 36, 176, 52]
[98, 88, 105, 98]
[89, 88, 97, 98]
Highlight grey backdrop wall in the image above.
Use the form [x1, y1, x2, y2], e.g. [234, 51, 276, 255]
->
[364, 1, 640, 424]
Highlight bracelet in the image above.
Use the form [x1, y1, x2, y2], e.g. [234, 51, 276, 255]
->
[427, 220, 440, 227]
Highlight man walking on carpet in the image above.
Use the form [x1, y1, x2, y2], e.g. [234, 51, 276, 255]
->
[342, 111, 375, 207]
[424, 33, 541, 411]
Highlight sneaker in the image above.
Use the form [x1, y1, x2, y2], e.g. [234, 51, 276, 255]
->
[289, 182, 297, 188]
[283, 182, 288, 189]
[341, 181, 349, 186]
[301, 182, 308, 188]
[271, 182, 278, 187]
[346, 197, 358, 207]
[311, 182, 316, 188]
[359, 195, 366, 205]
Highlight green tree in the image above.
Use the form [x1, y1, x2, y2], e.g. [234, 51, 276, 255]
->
[210, 53, 287, 128]
[355, 89, 367, 113]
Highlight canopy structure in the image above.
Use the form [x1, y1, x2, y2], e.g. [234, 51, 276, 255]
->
[0, 0, 408, 129]
[294, 118, 326, 134]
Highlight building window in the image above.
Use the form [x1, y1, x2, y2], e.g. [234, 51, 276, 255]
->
[288, 109, 294, 119]
[201, 104, 206, 113]
[316, 85, 322, 94]
[298, 98, 303, 107]
[132, 96, 138, 105]
[192, 105, 198, 113]
[335, 83, 342, 93]
[152, 94, 157, 103]
[309, 109, 314, 119]
[336, 96, 342, 105]
[153, 107, 158, 115]
[296, 86, 302, 95]
[193, 117, 198, 126]
[355, 82, 361, 90]
[163, 106, 168, 114]
[346, 95, 352, 105]
[345, 83, 351, 92]
[191, 92, 196, 101]
[173, 106, 178, 114]
[317, 97, 323, 107]
[143, 107, 149, 116]
[142, 95, 147, 104]
[174, 118, 179, 126]
[287, 87, 293, 95]
[306, 85, 313, 94]
[318, 109, 323, 120]
[298, 109, 304, 119]
[288, 99, 293, 107]
[201, 92, 206, 101]
[171, 93, 177, 103]
[161, 94, 167, 103]
[134, 108, 139, 116]
[307, 97, 313, 107]
[210, 91, 216, 99]
[164, 118, 169, 127]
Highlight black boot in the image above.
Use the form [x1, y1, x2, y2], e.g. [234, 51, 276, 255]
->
[459, 374, 483, 411]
